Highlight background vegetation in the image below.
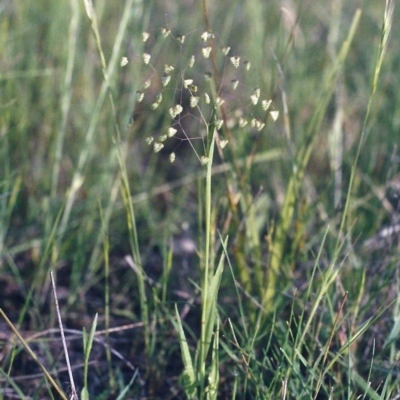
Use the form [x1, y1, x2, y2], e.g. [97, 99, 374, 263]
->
[1, 0, 399, 398]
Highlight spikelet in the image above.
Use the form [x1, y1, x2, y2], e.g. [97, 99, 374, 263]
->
[270, 110, 279, 121]
[215, 119, 223, 130]
[136, 91, 144, 103]
[230, 56, 240, 68]
[142, 32, 150, 42]
[222, 46, 230, 55]
[161, 73, 171, 87]
[202, 46, 212, 58]
[250, 87, 260, 105]
[176, 35, 185, 44]
[215, 97, 224, 107]
[169, 105, 183, 118]
[238, 117, 248, 127]
[262, 99, 272, 111]
[188, 55, 195, 68]
[190, 96, 199, 108]
[161, 27, 170, 37]
[200, 156, 209, 165]
[153, 142, 164, 153]
[168, 127, 177, 137]
[184, 79, 194, 88]
[143, 53, 151, 64]
[164, 64, 174, 74]
[218, 139, 228, 149]
[145, 137, 154, 145]
[231, 79, 239, 90]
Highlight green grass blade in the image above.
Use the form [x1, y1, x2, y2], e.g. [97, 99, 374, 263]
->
[81, 313, 98, 400]
[174, 305, 197, 399]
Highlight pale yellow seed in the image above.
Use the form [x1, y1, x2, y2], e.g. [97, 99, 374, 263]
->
[184, 79, 193, 88]
[231, 79, 239, 90]
[222, 46, 230, 55]
[169, 105, 183, 118]
[251, 118, 264, 131]
[215, 119, 223, 130]
[256, 121, 265, 131]
[187, 84, 198, 93]
[164, 64, 174, 74]
[151, 102, 159, 110]
[177, 35, 185, 44]
[243, 60, 251, 71]
[159, 134, 168, 142]
[238, 117, 248, 127]
[270, 110, 279, 121]
[218, 139, 228, 149]
[216, 97, 224, 107]
[190, 96, 199, 108]
[262, 99, 272, 111]
[188, 55, 195, 68]
[230, 56, 240, 68]
[136, 91, 144, 102]
[143, 53, 151, 64]
[169, 152, 176, 163]
[175, 104, 183, 115]
[168, 127, 177, 137]
[120, 56, 128, 67]
[250, 94, 259, 105]
[145, 137, 154, 145]
[161, 27, 170, 37]
[204, 93, 210, 104]
[201, 31, 208, 42]
[142, 32, 150, 42]
[202, 46, 212, 58]
[200, 155, 209, 165]
[201, 31, 214, 42]
[143, 79, 151, 89]
[154, 142, 164, 153]
[161, 74, 171, 87]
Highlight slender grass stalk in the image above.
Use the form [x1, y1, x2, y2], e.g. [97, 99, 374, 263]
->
[81, 0, 150, 355]
[51, 0, 80, 197]
[197, 128, 217, 396]
[337, 0, 394, 247]
[58, 0, 140, 242]
[264, 9, 362, 311]
[99, 203, 115, 389]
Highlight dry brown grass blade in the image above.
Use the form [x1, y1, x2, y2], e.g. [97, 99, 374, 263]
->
[0, 308, 69, 400]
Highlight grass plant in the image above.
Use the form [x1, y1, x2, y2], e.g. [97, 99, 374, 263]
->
[1, 0, 399, 398]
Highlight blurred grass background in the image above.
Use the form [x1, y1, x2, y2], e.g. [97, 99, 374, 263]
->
[1, 0, 400, 398]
